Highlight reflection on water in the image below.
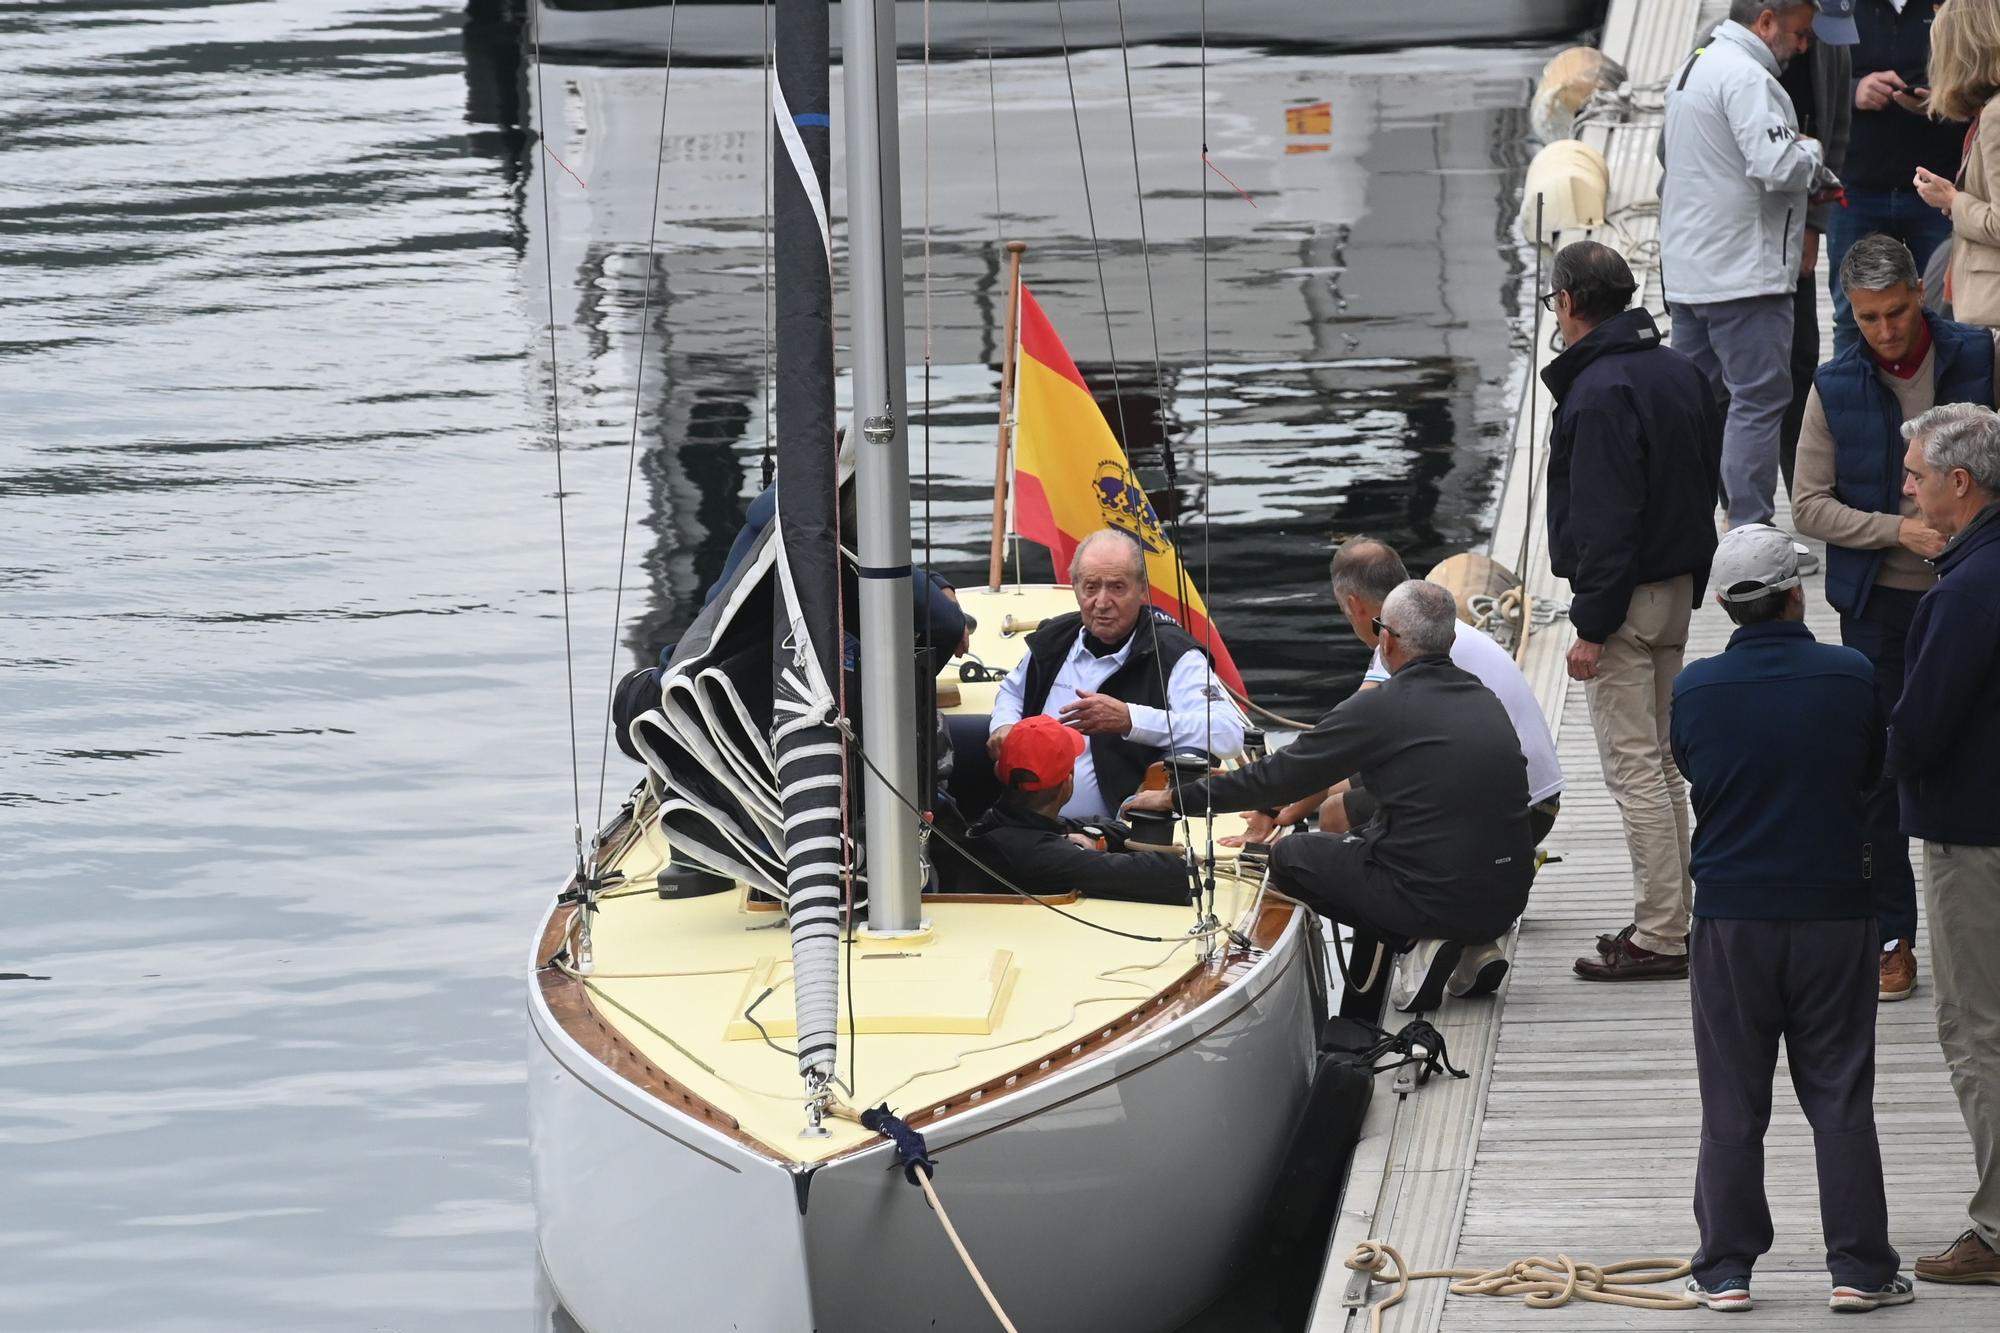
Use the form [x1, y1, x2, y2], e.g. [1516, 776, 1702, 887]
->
[1, 3, 1550, 1328]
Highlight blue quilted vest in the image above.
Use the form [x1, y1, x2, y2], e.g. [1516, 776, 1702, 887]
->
[1813, 316, 1994, 618]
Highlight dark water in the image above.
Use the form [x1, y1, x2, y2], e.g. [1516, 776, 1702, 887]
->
[2, 4, 1553, 1327]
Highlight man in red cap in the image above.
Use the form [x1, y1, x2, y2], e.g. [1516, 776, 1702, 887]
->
[957, 715, 1192, 904]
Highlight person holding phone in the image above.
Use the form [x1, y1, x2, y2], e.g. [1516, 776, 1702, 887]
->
[1828, 1, 1968, 352]
[1914, 0, 2000, 331]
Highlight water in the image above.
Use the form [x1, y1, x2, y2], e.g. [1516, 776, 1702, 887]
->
[2, 4, 1554, 1327]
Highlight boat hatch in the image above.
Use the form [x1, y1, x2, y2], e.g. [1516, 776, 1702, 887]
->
[724, 950, 1019, 1038]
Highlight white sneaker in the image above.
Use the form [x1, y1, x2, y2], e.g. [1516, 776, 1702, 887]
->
[1389, 940, 1463, 1013]
[1447, 939, 1510, 997]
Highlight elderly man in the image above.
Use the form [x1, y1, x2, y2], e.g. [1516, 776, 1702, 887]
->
[1671, 524, 1910, 1314]
[1793, 233, 1995, 1003]
[1126, 580, 1533, 1019]
[1889, 404, 2000, 1286]
[1663, 0, 1826, 528]
[1542, 241, 1723, 981]
[987, 529, 1244, 822]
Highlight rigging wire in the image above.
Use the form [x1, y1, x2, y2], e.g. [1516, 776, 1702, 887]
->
[527, 3, 585, 851]
[1197, 0, 1217, 921]
[1050, 0, 1210, 864]
[594, 0, 685, 832]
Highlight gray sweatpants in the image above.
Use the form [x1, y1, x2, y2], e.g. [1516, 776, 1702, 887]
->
[1689, 916, 1897, 1288]
[1925, 841, 2000, 1249]
[1668, 293, 1794, 528]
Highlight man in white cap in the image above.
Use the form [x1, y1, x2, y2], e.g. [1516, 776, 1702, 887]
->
[1668, 522, 1912, 1313]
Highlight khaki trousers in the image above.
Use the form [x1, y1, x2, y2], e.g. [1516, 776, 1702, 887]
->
[1924, 841, 2000, 1248]
[1585, 575, 1695, 955]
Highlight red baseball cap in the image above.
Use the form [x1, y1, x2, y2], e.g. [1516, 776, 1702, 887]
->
[995, 715, 1088, 791]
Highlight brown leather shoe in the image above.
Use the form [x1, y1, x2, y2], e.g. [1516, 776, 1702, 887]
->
[1574, 936, 1688, 981]
[1915, 1229, 2000, 1284]
[1594, 923, 1637, 957]
[1879, 940, 1917, 1002]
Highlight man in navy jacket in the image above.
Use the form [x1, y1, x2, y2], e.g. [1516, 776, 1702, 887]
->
[1669, 523, 1910, 1313]
[1888, 403, 2000, 1286]
[1543, 241, 1723, 981]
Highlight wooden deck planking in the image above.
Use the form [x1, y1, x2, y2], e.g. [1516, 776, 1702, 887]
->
[1313, 0, 1991, 1328]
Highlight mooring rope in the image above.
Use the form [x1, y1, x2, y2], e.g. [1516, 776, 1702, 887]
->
[827, 1101, 1021, 1333]
[1343, 1240, 1695, 1332]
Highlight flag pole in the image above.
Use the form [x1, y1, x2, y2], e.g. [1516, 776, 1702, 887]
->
[987, 240, 1028, 590]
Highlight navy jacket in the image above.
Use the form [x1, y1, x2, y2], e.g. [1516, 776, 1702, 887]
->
[1813, 314, 1994, 617]
[1542, 309, 1724, 643]
[1888, 502, 2000, 845]
[1671, 620, 1881, 919]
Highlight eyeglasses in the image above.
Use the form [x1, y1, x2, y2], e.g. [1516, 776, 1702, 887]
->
[1371, 617, 1399, 640]
[1538, 290, 1561, 313]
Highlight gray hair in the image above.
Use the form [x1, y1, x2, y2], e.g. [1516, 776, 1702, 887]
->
[1069, 528, 1148, 590]
[1839, 233, 1922, 295]
[1903, 403, 2000, 495]
[1380, 580, 1458, 657]
[1729, 0, 1814, 23]
[1550, 241, 1637, 323]
[1329, 536, 1410, 606]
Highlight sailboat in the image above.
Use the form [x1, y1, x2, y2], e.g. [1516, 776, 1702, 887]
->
[526, 2, 1324, 1328]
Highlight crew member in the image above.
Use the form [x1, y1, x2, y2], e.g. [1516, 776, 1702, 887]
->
[1126, 580, 1533, 1019]
[956, 715, 1191, 905]
[988, 529, 1245, 821]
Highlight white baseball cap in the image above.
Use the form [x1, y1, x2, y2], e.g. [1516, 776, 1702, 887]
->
[1713, 523, 1803, 602]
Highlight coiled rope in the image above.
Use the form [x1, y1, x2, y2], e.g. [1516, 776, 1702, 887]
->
[1343, 1240, 1694, 1331]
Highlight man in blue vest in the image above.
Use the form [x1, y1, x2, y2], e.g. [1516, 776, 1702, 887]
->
[1791, 233, 1997, 1003]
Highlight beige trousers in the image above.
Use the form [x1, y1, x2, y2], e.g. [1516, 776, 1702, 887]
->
[1924, 841, 2000, 1248]
[1584, 575, 1695, 955]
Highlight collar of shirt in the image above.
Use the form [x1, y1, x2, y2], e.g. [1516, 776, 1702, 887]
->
[1067, 629, 1134, 671]
[1871, 319, 1932, 380]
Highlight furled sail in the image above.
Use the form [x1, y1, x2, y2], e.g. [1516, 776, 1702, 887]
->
[625, 0, 846, 1086]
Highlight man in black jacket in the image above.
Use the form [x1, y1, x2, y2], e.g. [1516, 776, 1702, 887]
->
[1125, 580, 1533, 1019]
[1887, 403, 2000, 1285]
[959, 714, 1191, 906]
[1542, 241, 1724, 982]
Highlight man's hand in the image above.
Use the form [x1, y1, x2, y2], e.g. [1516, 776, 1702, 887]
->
[1064, 832, 1099, 850]
[1219, 810, 1277, 849]
[1123, 788, 1172, 816]
[1801, 227, 1821, 276]
[986, 723, 1013, 761]
[1567, 638, 1604, 682]
[1915, 166, 1957, 214]
[1892, 86, 1931, 116]
[1899, 517, 1949, 559]
[1856, 70, 1907, 113]
[1060, 690, 1132, 736]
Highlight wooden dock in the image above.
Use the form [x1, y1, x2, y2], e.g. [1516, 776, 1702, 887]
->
[1312, 1, 1991, 1327]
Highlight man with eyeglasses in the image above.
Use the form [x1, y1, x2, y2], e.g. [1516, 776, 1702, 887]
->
[1541, 240, 1724, 982]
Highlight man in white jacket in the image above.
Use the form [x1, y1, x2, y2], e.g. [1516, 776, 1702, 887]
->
[1663, 2, 1826, 529]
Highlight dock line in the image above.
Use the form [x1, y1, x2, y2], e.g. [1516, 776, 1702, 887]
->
[1342, 1239, 1696, 1329]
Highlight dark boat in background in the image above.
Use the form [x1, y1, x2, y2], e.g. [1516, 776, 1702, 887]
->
[529, 0, 1608, 64]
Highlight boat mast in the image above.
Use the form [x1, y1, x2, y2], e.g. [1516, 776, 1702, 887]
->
[843, 0, 924, 933]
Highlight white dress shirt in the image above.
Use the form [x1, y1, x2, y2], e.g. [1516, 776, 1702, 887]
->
[989, 626, 1247, 820]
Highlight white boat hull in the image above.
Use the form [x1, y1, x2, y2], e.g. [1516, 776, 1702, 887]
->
[529, 900, 1320, 1332]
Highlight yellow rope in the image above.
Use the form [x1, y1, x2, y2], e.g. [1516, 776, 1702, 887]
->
[1344, 1240, 1695, 1331]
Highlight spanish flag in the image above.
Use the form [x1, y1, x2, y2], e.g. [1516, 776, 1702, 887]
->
[1010, 285, 1248, 697]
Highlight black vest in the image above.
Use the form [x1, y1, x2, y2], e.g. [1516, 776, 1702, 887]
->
[1019, 609, 1205, 812]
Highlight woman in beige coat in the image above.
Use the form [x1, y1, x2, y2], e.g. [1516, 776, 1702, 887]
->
[1917, 0, 2000, 325]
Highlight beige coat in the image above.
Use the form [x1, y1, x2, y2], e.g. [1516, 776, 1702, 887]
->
[1951, 96, 2000, 327]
